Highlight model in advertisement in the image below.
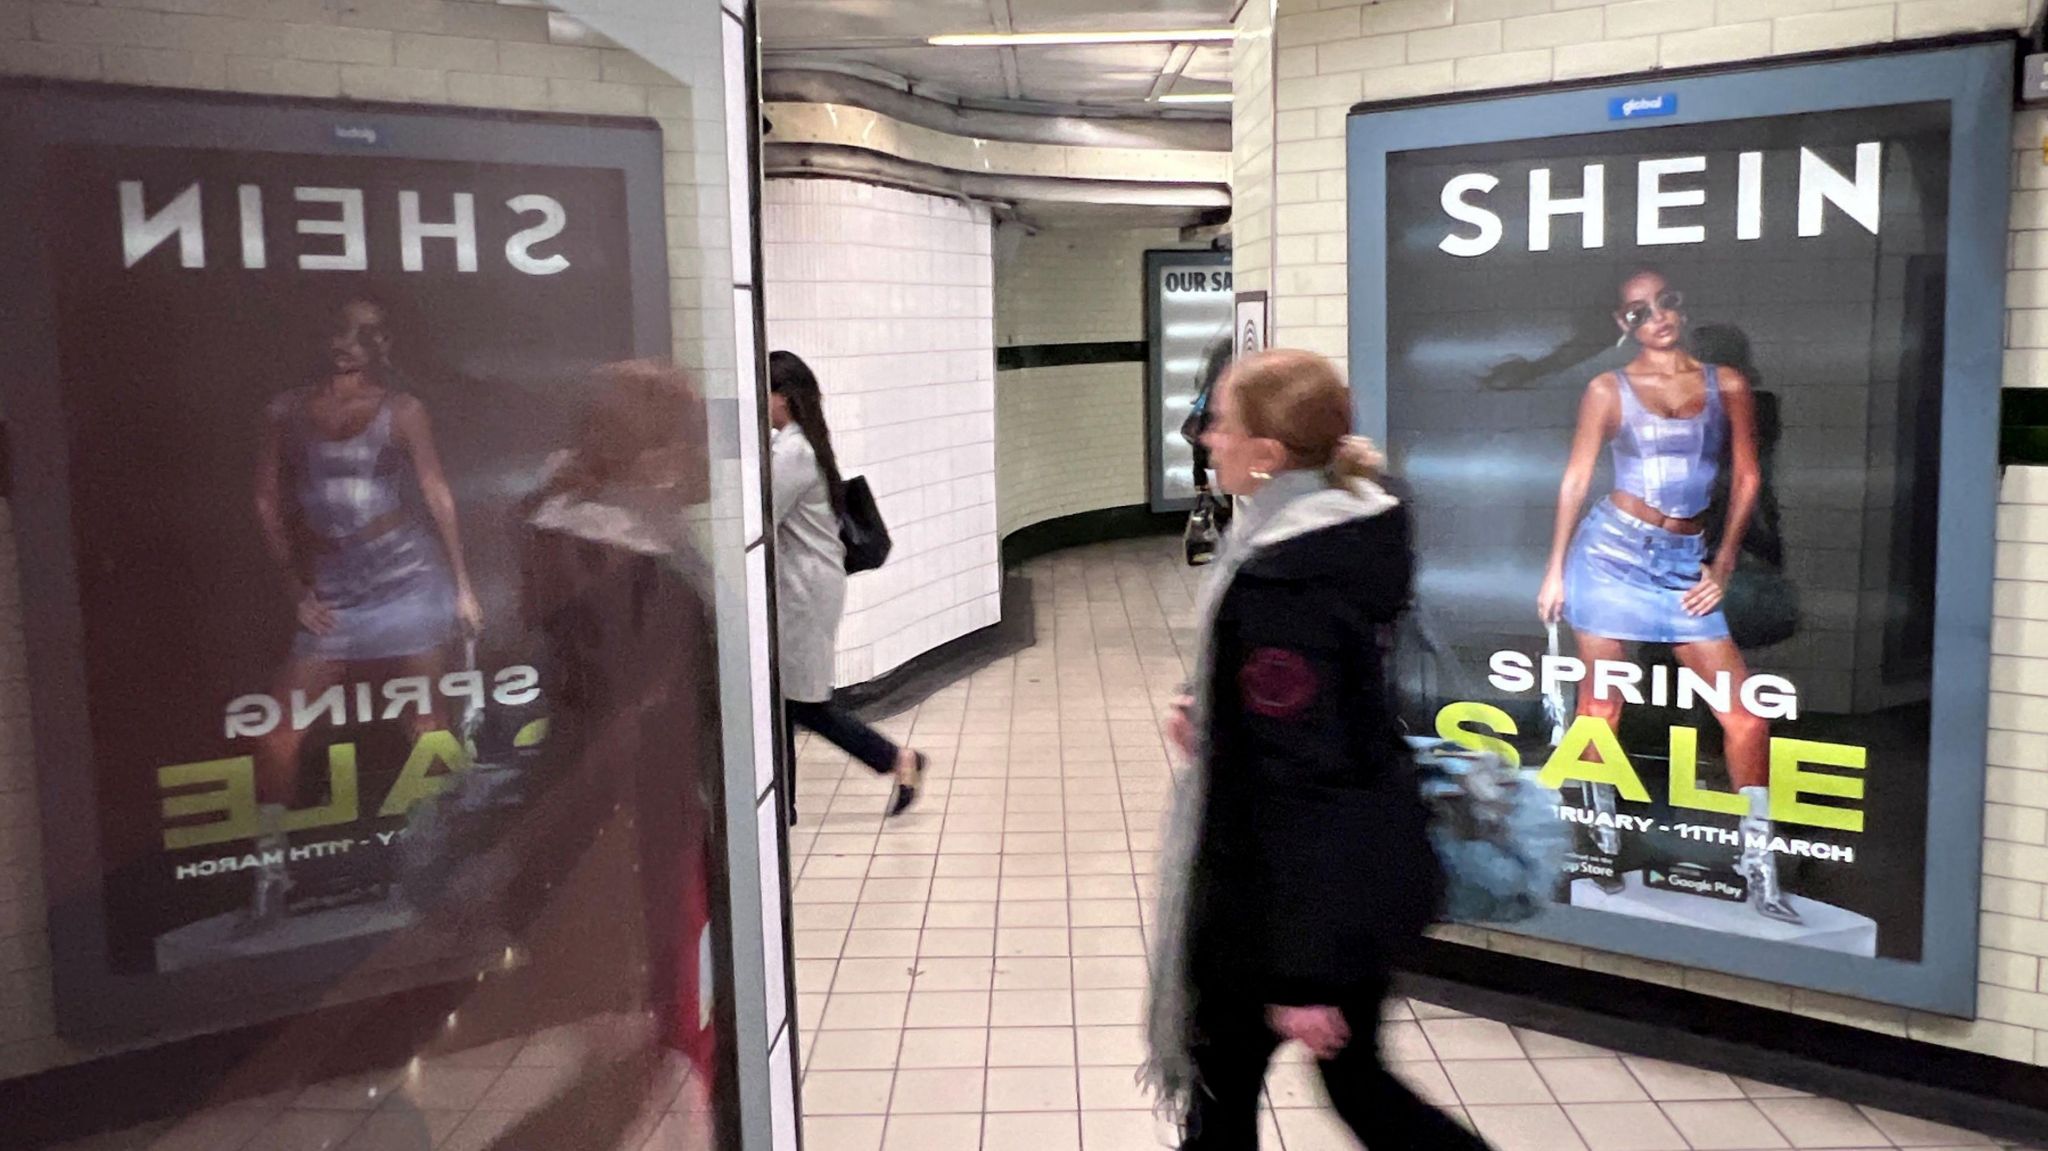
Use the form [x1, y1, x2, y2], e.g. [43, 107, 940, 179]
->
[248, 297, 482, 927]
[1536, 269, 1797, 925]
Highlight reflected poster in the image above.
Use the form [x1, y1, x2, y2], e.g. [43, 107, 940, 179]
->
[1, 86, 727, 1066]
[1349, 44, 2009, 1012]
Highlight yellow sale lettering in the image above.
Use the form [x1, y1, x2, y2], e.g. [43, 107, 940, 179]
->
[1434, 703, 1865, 831]
[158, 726, 513, 849]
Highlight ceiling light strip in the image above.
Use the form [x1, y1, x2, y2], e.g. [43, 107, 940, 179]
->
[929, 29, 1235, 47]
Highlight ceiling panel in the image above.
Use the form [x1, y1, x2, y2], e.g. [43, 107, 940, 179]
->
[760, 0, 1235, 113]
[758, 0, 995, 46]
[1008, 0, 1235, 33]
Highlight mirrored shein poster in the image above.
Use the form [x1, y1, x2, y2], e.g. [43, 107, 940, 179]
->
[1348, 42, 2009, 1014]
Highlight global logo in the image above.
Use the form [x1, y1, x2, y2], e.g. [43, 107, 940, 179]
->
[1608, 93, 1678, 120]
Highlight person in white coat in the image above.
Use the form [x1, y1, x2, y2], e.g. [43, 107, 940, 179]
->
[768, 351, 925, 824]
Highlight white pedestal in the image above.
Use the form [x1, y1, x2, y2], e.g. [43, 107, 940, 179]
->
[1569, 872, 1878, 957]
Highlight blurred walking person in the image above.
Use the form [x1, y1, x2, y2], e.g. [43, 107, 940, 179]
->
[768, 351, 925, 823]
[1143, 349, 1494, 1151]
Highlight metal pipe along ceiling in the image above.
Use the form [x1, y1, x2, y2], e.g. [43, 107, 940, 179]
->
[761, 142, 1231, 211]
[761, 69, 1232, 154]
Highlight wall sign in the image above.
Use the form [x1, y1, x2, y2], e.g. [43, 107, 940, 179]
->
[0, 83, 679, 1039]
[1348, 42, 2012, 1015]
[1145, 249, 1233, 511]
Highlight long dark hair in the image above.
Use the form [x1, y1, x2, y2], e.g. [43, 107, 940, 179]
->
[768, 350, 846, 515]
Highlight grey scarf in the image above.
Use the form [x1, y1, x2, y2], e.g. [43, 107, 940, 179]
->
[1139, 470, 1400, 1122]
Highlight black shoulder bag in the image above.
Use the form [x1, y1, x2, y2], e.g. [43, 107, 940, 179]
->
[839, 476, 892, 574]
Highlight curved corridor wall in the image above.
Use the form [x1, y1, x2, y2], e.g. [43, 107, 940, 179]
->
[762, 178, 1000, 687]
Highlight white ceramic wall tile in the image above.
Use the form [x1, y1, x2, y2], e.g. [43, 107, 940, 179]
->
[762, 178, 999, 689]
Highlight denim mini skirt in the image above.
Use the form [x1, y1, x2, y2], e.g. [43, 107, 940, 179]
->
[1562, 498, 1729, 645]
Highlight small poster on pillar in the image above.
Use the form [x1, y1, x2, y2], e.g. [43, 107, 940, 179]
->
[0, 86, 696, 1038]
[1348, 42, 2010, 1014]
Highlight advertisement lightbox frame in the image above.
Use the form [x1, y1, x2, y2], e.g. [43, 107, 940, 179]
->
[0, 81, 675, 1042]
[1345, 39, 2012, 1016]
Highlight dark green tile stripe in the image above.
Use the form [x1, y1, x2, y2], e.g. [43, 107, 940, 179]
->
[996, 340, 1148, 372]
[2005, 387, 2048, 466]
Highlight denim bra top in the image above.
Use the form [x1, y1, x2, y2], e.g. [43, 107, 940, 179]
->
[289, 394, 406, 540]
[1610, 364, 1725, 520]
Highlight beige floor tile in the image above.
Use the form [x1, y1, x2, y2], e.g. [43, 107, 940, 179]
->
[890, 1067, 986, 1114]
[921, 928, 996, 957]
[999, 901, 1070, 928]
[1624, 1057, 1746, 1102]
[1068, 901, 1143, 928]
[995, 957, 1075, 990]
[905, 990, 992, 1029]
[795, 930, 850, 961]
[1421, 1018, 1525, 1060]
[806, 1030, 904, 1072]
[1465, 1103, 1591, 1151]
[879, 1113, 981, 1151]
[1564, 1101, 1689, 1150]
[803, 1071, 897, 1116]
[1752, 1099, 1888, 1147]
[850, 904, 925, 931]
[988, 1027, 1077, 1067]
[822, 993, 910, 1031]
[914, 957, 995, 991]
[896, 1028, 990, 1069]
[1076, 1025, 1147, 1067]
[803, 1115, 886, 1151]
[833, 958, 917, 994]
[986, 1067, 1081, 1112]
[869, 856, 938, 879]
[1071, 957, 1148, 989]
[1079, 1107, 1177, 1151]
[1513, 1028, 1609, 1059]
[924, 902, 997, 930]
[1535, 1057, 1651, 1104]
[1444, 1059, 1555, 1106]
[982, 1111, 1082, 1151]
[992, 989, 1076, 1027]
[1662, 1099, 1791, 1149]
[842, 930, 921, 958]
[1077, 1066, 1153, 1112]
[862, 879, 933, 904]
[798, 904, 858, 932]
[1073, 989, 1145, 1027]
[998, 927, 1071, 958]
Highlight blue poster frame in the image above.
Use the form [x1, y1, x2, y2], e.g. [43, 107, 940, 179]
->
[1347, 40, 2013, 1016]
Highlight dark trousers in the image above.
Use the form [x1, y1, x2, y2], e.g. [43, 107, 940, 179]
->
[1184, 971, 1494, 1151]
[783, 699, 899, 824]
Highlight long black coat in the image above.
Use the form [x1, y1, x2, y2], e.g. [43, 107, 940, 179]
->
[1187, 503, 1443, 1007]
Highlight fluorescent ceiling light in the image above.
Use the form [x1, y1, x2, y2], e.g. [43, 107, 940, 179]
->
[929, 29, 1235, 47]
[1158, 92, 1233, 104]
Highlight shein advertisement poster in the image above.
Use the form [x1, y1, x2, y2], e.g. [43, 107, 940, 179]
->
[1347, 42, 2011, 1015]
[0, 84, 718, 1043]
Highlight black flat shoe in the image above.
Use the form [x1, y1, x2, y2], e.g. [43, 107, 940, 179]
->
[889, 752, 926, 817]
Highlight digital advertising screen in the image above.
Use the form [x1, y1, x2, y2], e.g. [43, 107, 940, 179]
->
[1348, 41, 2012, 1014]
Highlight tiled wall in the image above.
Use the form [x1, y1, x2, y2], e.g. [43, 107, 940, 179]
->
[1256, 0, 2048, 1066]
[993, 226, 1191, 538]
[1232, 0, 1278, 300]
[0, 0, 764, 1082]
[762, 178, 1001, 688]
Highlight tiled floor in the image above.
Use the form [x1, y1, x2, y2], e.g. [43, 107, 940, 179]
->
[789, 537, 2023, 1151]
